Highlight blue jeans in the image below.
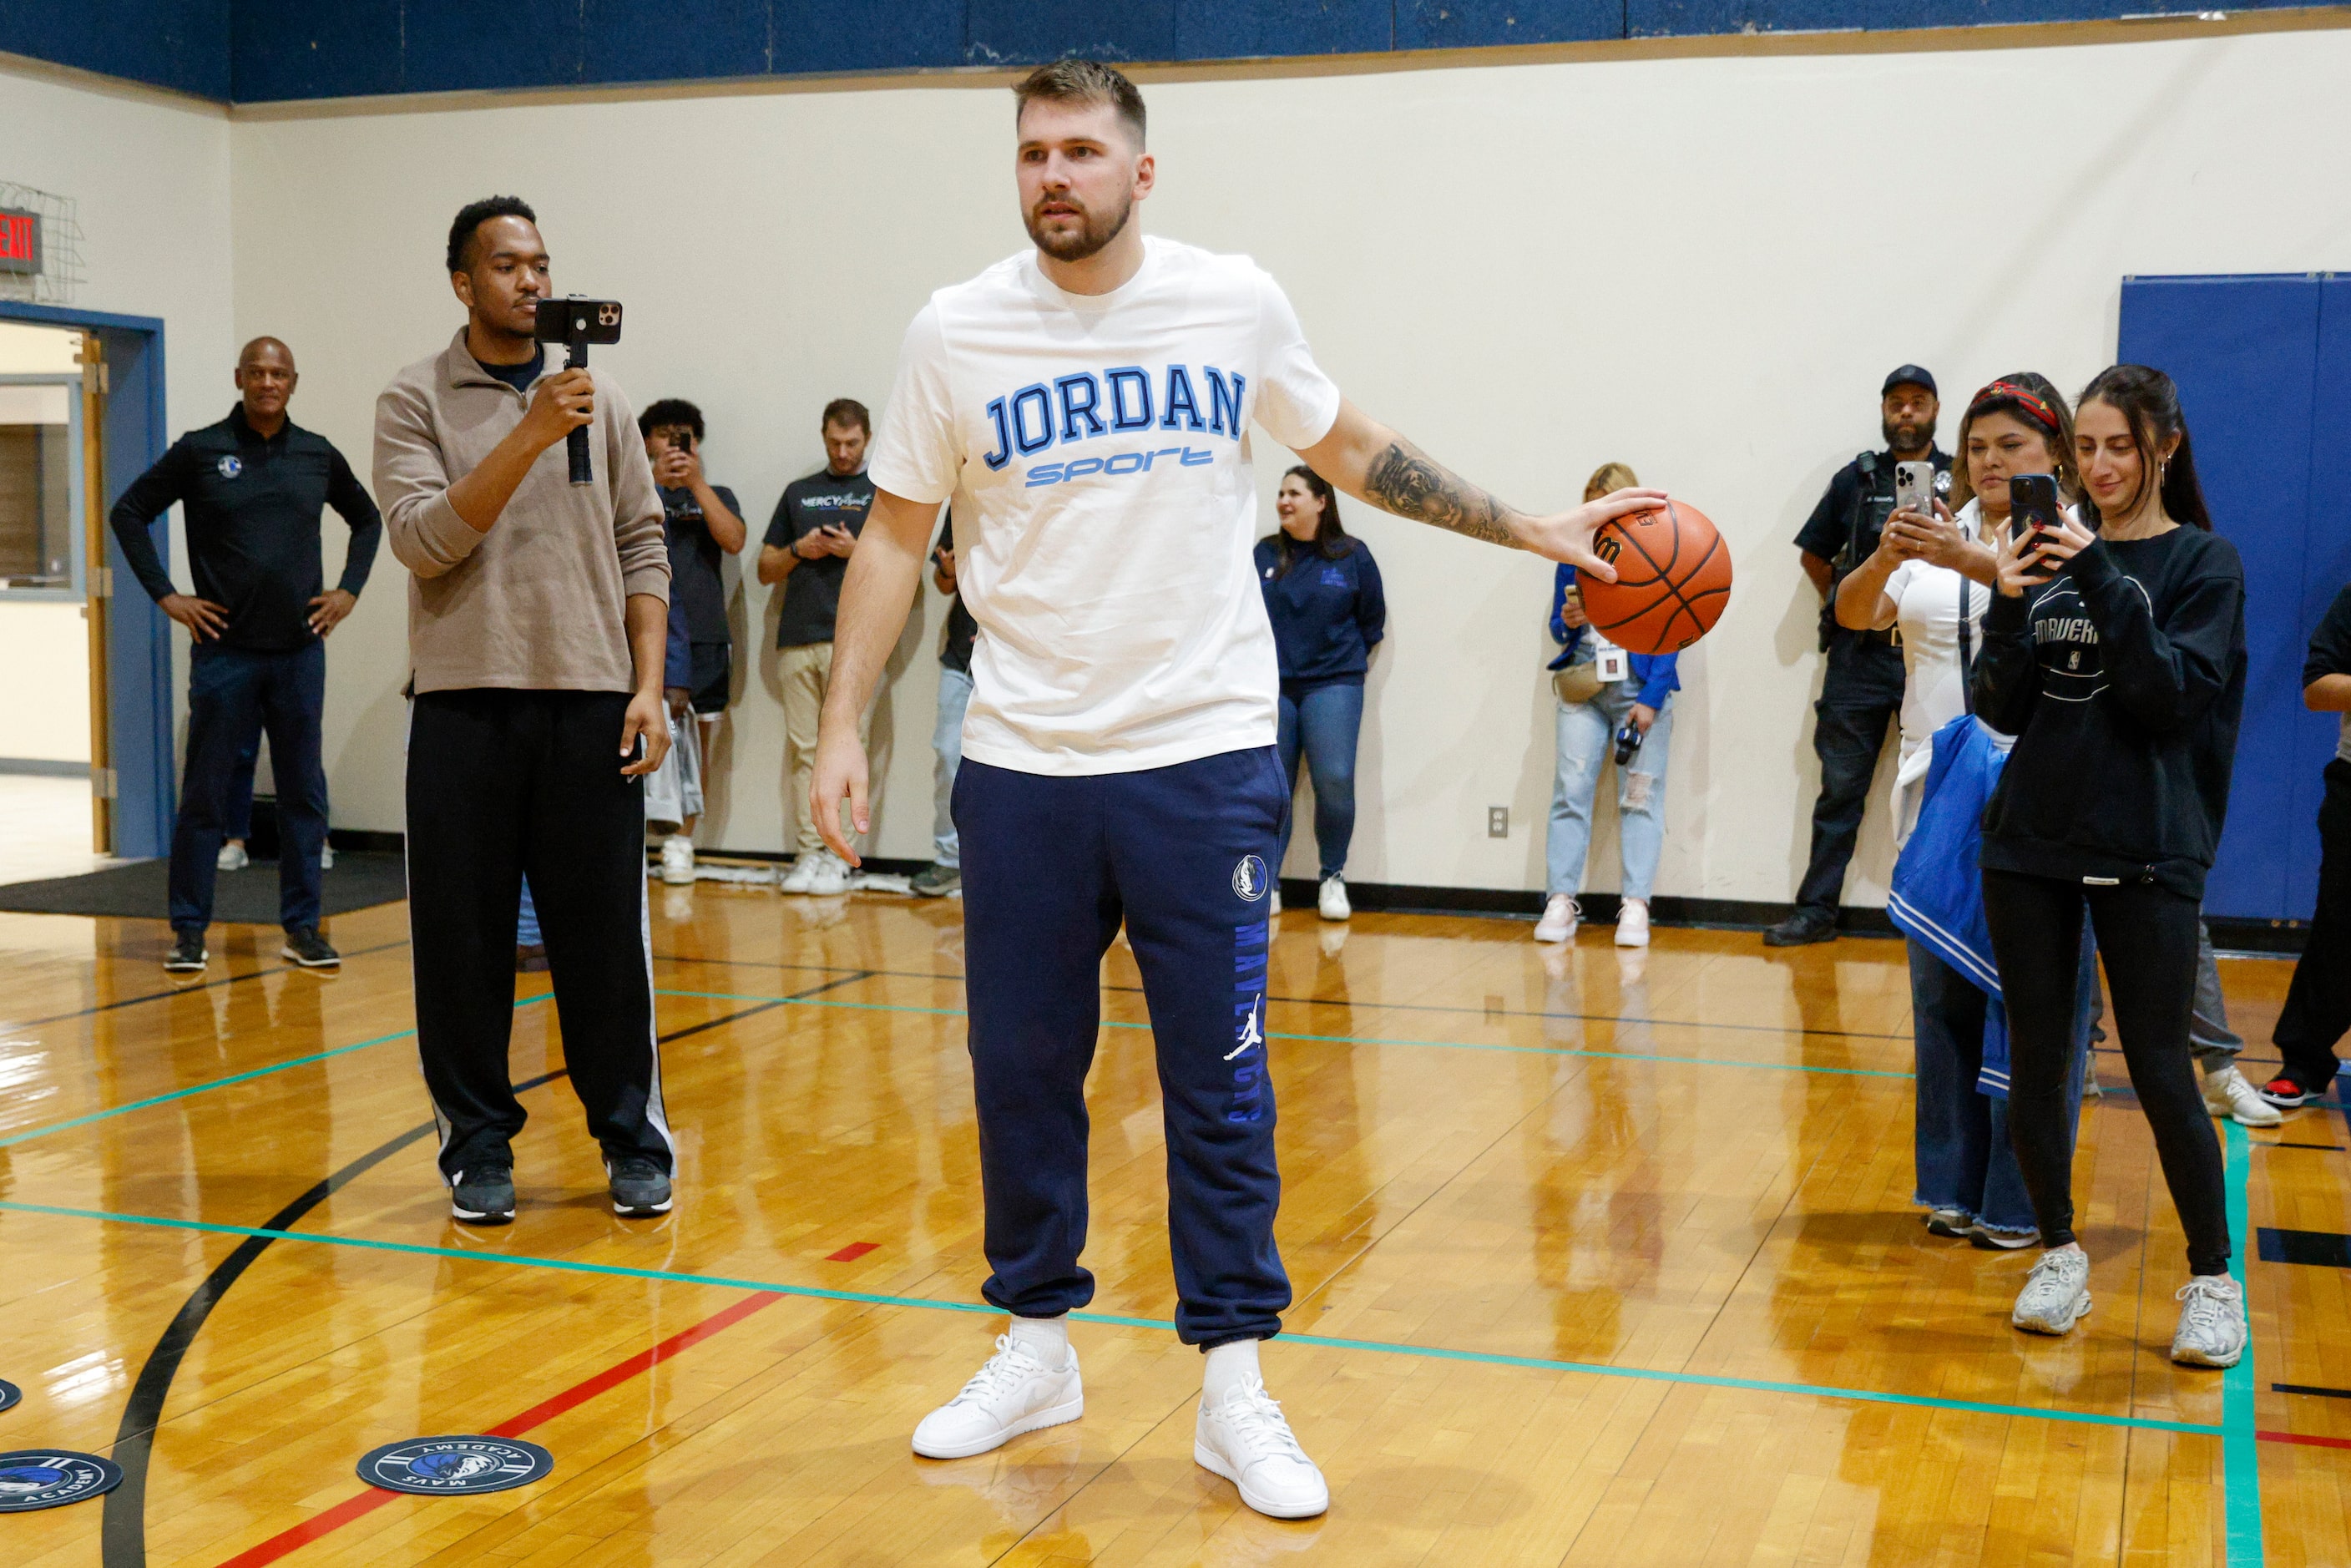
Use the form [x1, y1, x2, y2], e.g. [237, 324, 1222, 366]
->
[517, 877, 541, 948]
[169, 641, 327, 933]
[1275, 677, 1363, 879]
[933, 665, 973, 868]
[1909, 933, 2095, 1235]
[1546, 683, 1673, 902]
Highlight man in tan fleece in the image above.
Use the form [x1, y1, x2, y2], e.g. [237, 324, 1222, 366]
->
[374, 195, 678, 1227]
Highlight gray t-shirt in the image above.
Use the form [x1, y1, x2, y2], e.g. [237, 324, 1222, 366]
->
[763, 468, 872, 647]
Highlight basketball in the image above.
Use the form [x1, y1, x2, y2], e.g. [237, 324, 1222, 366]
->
[1578, 498, 1733, 655]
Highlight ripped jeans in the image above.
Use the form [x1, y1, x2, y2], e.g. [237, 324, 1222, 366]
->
[1545, 683, 1673, 903]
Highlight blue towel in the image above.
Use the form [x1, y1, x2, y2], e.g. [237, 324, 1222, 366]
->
[1887, 715, 2012, 1098]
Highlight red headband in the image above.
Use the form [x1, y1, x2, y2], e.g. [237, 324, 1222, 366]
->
[1969, 380, 2062, 438]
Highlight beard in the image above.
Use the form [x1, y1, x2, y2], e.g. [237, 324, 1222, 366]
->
[1024, 188, 1134, 262]
[1883, 415, 1932, 453]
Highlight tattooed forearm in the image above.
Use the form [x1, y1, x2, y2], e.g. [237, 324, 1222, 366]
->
[1361, 440, 1520, 547]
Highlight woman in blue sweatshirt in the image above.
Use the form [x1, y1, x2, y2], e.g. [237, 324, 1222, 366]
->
[1972, 366, 2247, 1367]
[1537, 463, 1681, 948]
[1256, 466, 1385, 921]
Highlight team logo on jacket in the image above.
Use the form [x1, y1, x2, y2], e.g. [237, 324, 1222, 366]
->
[216, 455, 242, 479]
[0, 1450, 124, 1512]
[357, 1436, 554, 1496]
[1232, 855, 1269, 901]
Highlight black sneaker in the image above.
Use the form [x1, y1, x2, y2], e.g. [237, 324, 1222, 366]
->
[452, 1166, 517, 1225]
[164, 930, 209, 973]
[281, 927, 341, 969]
[910, 862, 963, 898]
[2258, 1075, 2324, 1108]
[606, 1155, 674, 1217]
[1762, 908, 1838, 948]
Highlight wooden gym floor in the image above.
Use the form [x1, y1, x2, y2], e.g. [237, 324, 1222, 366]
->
[1, 887, 2346, 1565]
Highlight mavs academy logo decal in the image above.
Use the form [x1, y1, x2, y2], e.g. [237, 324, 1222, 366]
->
[358, 1435, 554, 1496]
[0, 1450, 124, 1512]
[216, 454, 242, 478]
[1231, 855, 1269, 902]
[0, 1378, 19, 1412]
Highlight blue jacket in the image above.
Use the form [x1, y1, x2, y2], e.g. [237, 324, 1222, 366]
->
[1255, 535, 1385, 681]
[1545, 564, 1681, 710]
[1887, 715, 2010, 1094]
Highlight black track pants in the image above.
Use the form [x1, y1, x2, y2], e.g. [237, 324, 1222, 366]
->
[407, 689, 673, 1183]
[2275, 759, 2351, 1093]
[1981, 867, 2230, 1275]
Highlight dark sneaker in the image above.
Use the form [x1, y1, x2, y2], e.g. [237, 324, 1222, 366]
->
[1923, 1207, 1972, 1239]
[1970, 1224, 2039, 1251]
[516, 943, 549, 974]
[911, 862, 963, 898]
[1762, 908, 1838, 948]
[607, 1156, 673, 1217]
[164, 931, 209, 973]
[2258, 1075, 2323, 1108]
[452, 1166, 517, 1226]
[281, 928, 341, 969]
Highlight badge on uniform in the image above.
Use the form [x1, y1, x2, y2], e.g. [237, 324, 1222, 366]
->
[1595, 647, 1631, 684]
[216, 455, 242, 479]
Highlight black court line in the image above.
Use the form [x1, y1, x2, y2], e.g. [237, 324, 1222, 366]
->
[2255, 1228, 2351, 1268]
[99, 984, 843, 1568]
[12, 938, 413, 1029]
[2274, 1383, 2351, 1400]
[2258, 1141, 2346, 1152]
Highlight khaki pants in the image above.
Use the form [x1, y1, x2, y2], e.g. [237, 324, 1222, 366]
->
[781, 641, 872, 855]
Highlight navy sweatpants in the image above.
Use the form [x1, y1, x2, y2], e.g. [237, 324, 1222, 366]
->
[955, 746, 1292, 1348]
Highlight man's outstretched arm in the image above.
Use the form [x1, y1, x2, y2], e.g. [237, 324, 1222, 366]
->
[806, 486, 937, 863]
[1297, 397, 1665, 579]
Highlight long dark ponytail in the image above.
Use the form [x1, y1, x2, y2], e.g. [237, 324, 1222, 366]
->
[2075, 364, 2213, 530]
[1271, 465, 1350, 575]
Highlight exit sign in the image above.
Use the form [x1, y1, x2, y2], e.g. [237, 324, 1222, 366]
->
[0, 209, 38, 275]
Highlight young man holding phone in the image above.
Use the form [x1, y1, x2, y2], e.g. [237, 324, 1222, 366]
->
[758, 398, 875, 892]
[641, 399, 746, 882]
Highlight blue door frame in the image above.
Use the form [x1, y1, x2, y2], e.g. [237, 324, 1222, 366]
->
[0, 301, 174, 859]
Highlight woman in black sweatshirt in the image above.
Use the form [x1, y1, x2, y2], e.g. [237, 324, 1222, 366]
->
[1969, 365, 2247, 1367]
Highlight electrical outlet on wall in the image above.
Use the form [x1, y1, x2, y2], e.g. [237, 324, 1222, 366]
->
[1488, 807, 1509, 838]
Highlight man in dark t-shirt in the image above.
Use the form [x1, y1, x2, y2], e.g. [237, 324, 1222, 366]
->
[757, 397, 875, 890]
[639, 398, 745, 883]
[913, 507, 979, 898]
[2266, 583, 2351, 1106]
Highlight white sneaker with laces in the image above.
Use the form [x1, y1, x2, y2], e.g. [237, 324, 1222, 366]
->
[2170, 1273, 2247, 1368]
[2011, 1243, 2092, 1336]
[1533, 893, 1579, 944]
[781, 853, 824, 893]
[216, 841, 249, 872]
[805, 849, 851, 895]
[1615, 898, 1651, 948]
[1195, 1375, 1329, 1519]
[911, 1335, 1083, 1459]
[1317, 874, 1350, 922]
[660, 833, 696, 886]
[2203, 1065, 2283, 1127]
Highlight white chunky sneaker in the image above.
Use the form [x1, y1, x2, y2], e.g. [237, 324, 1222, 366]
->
[912, 1335, 1082, 1459]
[319, 841, 335, 870]
[806, 849, 851, 895]
[1615, 898, 1651, 948]
[1533, 893, 1579, 944]
[1268, 887, 1282, 918]
[660, 833, 696, 886]
[1317, 874, 1350, 922]
[2171, 1274, 2247, 1368]
[2203, 1065, 2283, 1127]
[216, 840, 249, 872]
[2011, 1244, 2093, 1336]
[1195, 1375, 1328, 1519]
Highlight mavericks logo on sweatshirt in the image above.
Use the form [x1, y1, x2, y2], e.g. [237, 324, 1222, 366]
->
[2028, 573, 2152, 702]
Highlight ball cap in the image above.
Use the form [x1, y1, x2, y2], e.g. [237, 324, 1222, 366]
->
[1883, 364, 1938, 397]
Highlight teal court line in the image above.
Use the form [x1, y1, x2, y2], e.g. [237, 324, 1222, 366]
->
[0, 1196, 2229, 1444]
[0, 984, 1915, 1154]
[2223, 1119, 2264, 1566]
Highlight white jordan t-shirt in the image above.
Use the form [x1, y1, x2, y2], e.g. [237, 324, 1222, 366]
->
[867, 236, 1343, 776]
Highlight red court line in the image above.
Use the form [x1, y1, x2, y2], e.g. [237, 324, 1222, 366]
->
[826, 1242, 877, 1262]
[2257, 1429, 2351, 1451]
[214, 1289, 785, 1568]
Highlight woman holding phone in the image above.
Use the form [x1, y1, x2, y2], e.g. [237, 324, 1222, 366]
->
[1972, 365, 2248, 1365]
[1838, 375, 2093, 1249]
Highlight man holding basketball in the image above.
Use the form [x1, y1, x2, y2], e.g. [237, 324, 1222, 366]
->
[809, 58, 1658, 1520]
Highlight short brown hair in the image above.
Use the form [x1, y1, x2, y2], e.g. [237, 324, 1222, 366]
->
[1583, 462, 1638, 503]
[822, 397, 870, 434]
[1014, 58, 1145, 146]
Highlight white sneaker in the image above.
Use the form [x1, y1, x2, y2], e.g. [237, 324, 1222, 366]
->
[1195, 1375, 1329, 1519]
[320, 841, 334, 870]
[660, 834, 696, 886]
[1533, 893, 1579, 943]
[1268, 888, 1282, 918]
[2171, 1274, 2247, 1368]
[911, 1335, 1083, 1459]
[2203, 1065, 2283, 1127]
[2011, 1244, 2092, 1336]
[805, 849, 850, 896]
[781, 852, 825, 893]
[216, 841, 249, 872]
[1615, 898, 1651, 948]
[1317, 875, 1350, 922]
